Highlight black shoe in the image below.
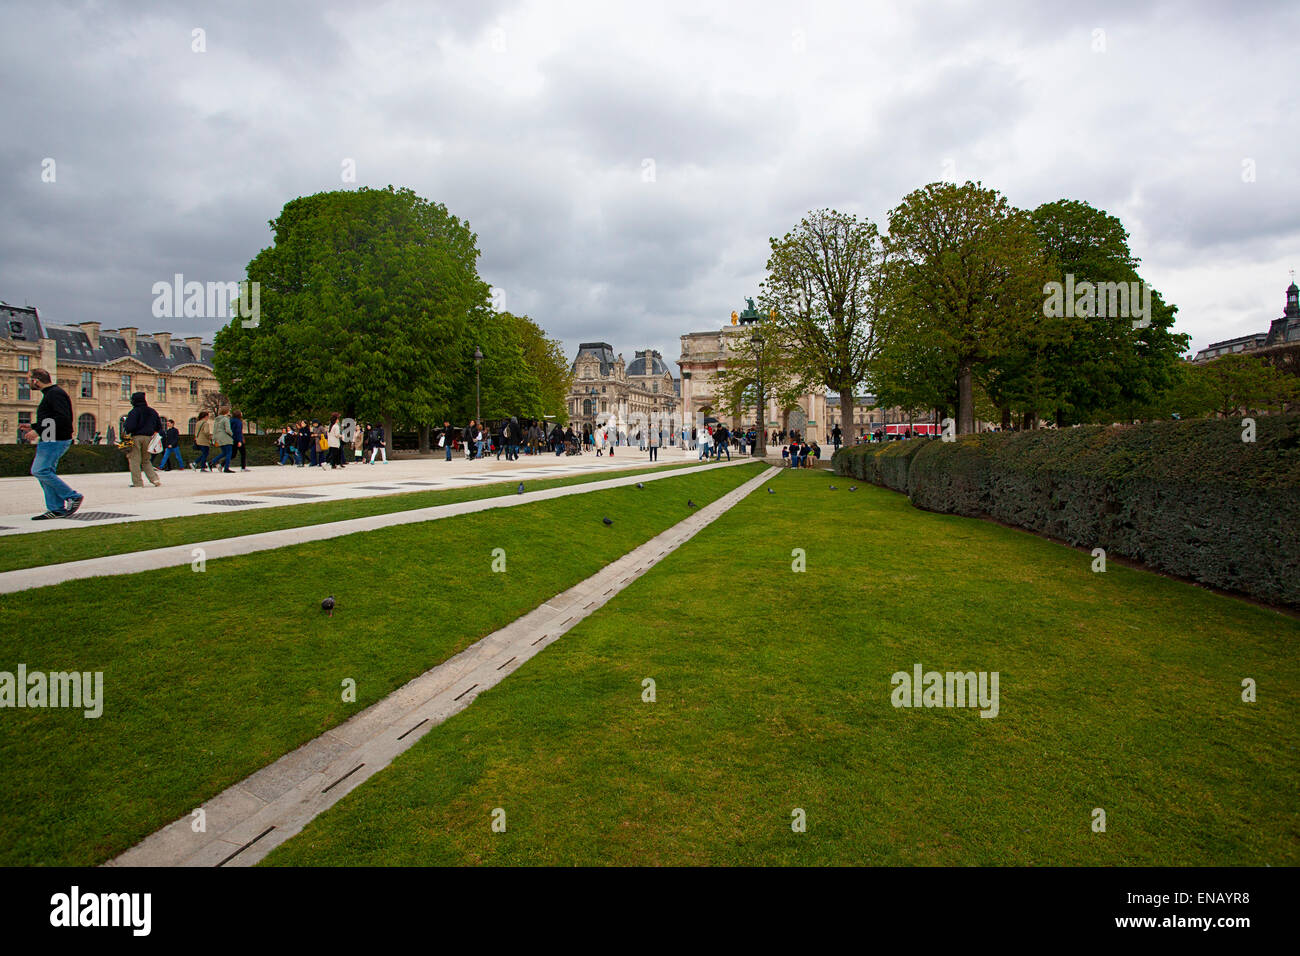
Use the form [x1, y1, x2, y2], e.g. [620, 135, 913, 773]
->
[64, 496, 84, 515]
[33, 510, 67, 520]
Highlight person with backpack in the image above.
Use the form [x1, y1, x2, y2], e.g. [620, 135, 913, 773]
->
[370, 423, 387, 463]
[123, 390, 164, 487]
[713, 424, 731, 461]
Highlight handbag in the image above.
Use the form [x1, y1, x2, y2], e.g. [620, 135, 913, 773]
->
[438, 435, 445, 447]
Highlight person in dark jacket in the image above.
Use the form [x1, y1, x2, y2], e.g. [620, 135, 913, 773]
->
[231, 409, 247, 471]
[123, 390, 163, 487]
[158, 419, 184, 471]
[22, 368, 84, 519]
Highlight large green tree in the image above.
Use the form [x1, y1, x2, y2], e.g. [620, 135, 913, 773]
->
[502, 311, 572, 422]
[214, 186, 488, 446]
[758, 208, 889, 425]
[1028, 199, 1187, 424]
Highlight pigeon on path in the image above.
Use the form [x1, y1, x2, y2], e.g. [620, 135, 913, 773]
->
[517, 483, 525, 494]
[321, 596, 335, 617]
[603, 517, 613, 526]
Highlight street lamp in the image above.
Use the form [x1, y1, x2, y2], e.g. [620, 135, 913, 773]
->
[750, 330, 764, 457]
[473, 346, 483, 424]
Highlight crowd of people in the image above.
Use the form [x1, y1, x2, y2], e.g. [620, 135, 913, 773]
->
[270, 417, 388, 469]
[19, 373, 837, 522]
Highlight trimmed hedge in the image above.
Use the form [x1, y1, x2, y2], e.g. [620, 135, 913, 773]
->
[0, 435, 285, 477]
[833, 418, 1300, 608]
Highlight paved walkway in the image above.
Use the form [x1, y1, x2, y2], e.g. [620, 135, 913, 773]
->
[107, 464, 779, 867]
[0, 446, 741, 536]
[0, 458, 754, 594]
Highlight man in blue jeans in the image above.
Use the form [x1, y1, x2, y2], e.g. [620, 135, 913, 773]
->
[21, 368, 83, 520]
[443, 421, 453, 461]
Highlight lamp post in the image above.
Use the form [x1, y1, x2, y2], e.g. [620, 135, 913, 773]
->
[750, 330, 764, 458]
[473, 346, 483, 424]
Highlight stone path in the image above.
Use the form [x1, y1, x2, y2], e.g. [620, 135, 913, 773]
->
[0, 448, 717, 536]
[0, 458, 754, 594]
[106, 464, 779, 867]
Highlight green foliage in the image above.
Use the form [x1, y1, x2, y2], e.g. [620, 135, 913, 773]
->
[840, 418, 1300, 606]
[214, 186, 518, 428]
[881, 182, 1052, 434]
[501, 311, 572, 422]
[709, 316, 806, 425]
[1026, 199, 1189, 424]
[760, 208, 888, 407]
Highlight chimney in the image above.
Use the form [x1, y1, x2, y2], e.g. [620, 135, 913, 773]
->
[79, 321, 100, 349]
[153, 331, 171, 358]
[184, 336, 204, 362]
[119, 327, 137, 353]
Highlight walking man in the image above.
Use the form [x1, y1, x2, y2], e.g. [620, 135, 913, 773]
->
[159, 419, 185, 471]
[22, 368, 83, 520]
[123, 390, 163, 488]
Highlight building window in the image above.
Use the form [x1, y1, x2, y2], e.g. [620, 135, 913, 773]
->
[17, 378, 29, 401]
[583, 399, 594, 417]
[18, 412, 31, 430]
[120, 374, 132, 399]
[187, 417, 197, 435]
[653, 382, 659, 393]
[77, 413, 95, 443]
[81, 371, 93, 398]
[157, 376, 166, 400]
[18, 356, 29, 372]
[189, 380, 198, 402]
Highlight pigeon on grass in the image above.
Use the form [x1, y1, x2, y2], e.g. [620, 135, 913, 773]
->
[321, 596, 336, 617]
[602, 517, 613, 526]
[636, 482, 644, 489]
[688, 499, 697, 509]
[517, 483, 525, 494]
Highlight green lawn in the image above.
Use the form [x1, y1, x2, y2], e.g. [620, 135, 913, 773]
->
[264, 467, 1299, 866]
[0, 463, 763, 866]
[0, 461, 698, 574]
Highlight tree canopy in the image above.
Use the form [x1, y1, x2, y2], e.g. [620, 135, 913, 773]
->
[213, 187, 566, 434]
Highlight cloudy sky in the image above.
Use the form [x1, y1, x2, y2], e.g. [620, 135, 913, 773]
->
[2, 0, 1297, 372]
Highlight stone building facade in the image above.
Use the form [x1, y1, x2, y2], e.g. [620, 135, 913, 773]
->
[1193, 279, 1300, 361]
[567, 343, 679, 434]
[677, 304, 829, 441]
[0, 302, 221, 443]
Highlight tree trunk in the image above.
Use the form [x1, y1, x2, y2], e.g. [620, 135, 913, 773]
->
[383, 414, 394, 457]
[957, 360, 975, 435]
[418, 424, 430, 454]
[1000, 406, 1011, 430]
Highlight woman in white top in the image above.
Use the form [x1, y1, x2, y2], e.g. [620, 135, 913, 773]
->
[327, 413, 343, 469]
